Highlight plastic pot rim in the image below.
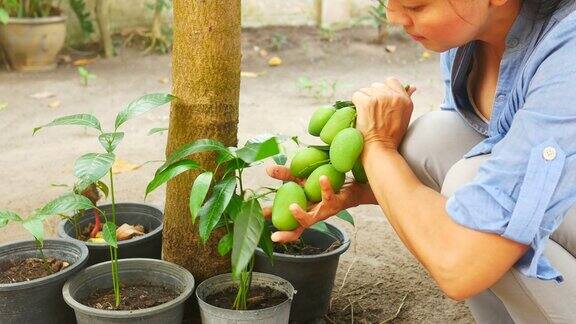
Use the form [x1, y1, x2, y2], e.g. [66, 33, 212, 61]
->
[255, 222, 350, 263]
[57, 202, 163, 250]
[62, 258, 195, 319]
[195, 272, 295, 315]
[0, 238, 88, 291]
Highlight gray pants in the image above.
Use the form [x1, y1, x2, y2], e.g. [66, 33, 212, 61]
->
[399, 111, 576, 324]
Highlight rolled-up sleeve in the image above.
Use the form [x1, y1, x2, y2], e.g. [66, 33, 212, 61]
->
[445, 28, 576, 282]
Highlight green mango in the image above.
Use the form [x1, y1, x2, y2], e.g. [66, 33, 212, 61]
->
[320, 106, 357, 144]
[290, 147, 330, 178]
[304, 164, 345, 202]
[330, 128, 364, 172]
[308, 106, 336, 136]
[272, 182, 308, 231]
[352, 159, 368, 183]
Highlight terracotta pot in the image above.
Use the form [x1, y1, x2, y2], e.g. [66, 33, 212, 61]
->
[0, 15, 67, 71]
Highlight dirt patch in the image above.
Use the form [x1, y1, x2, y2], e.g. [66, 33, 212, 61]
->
[82, 284, 178, 310]
[273, 239, 341, 256]
[205, 285, 287, 310]
[0, 257, 69, 284]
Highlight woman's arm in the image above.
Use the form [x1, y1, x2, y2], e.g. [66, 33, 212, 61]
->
[362, 141, 527, 300]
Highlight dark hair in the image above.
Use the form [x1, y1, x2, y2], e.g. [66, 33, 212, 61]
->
[527, 0, 566, 19]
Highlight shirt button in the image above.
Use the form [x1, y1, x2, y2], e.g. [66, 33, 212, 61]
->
[543, 147, 557, 161]
[507, 38, 520, 48]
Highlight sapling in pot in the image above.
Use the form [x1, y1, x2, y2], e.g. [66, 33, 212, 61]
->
[0, 193, 95, 282]
[34, 93, 176, 307]
[147, 134, 291, 310]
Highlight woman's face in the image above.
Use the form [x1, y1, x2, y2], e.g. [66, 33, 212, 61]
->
[387, 0, 498, 52]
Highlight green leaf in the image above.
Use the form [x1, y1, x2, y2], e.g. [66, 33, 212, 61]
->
[95, 181, 109, 199]
[158, 139, 233, 175]
[225, 194, 243, 221]
[198, 177, 237, 242]
[336, 210, 355, 226]
[273, 153, 287, 166]
[74, 153, 115, 187]
[232, 199, 264, 278]
[0, 210, 22, 227]
[148, 127, 168, 135]
[218, 233, 233, 256]
[98, 132, 125, 153]
[223, 157, 248, 175]
[102, 222, 117, 248]
[236, 135, 280, 163]
[39, 193, 96, 216]
[33, 114, 102, 135]
[0, 9, 9, 25]
[310, 221, 330, 234]
[258, 224, 274, 264]
[189, 171, 213, 224]
[115, 93, 176, 129]
[69, 0, 95, 37]
[146, 159, 200, 196]
[22, 215, 45, 244]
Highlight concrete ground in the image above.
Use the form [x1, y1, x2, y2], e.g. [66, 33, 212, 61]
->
[0, 26, 473, 323]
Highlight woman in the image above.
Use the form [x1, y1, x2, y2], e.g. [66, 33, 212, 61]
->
[264, 0, 576, 322]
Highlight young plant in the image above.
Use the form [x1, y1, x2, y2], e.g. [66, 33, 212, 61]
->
[0, 193, 96, 272]
[369, 0, 388, 43]
[146, 134, 287, 310]
[0, 0, 94, 37]
[78, 66, 96, 87]
[297, 76, 347, 102]
[33, 93, 176, 307]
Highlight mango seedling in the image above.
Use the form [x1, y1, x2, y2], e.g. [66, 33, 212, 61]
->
[147, 133, 289, 310]
[33, 93, 176, 307]
[0, 193, 96, 273]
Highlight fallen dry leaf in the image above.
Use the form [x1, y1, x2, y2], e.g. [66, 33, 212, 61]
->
[385, 45, 397, 53]
[48, 99, 61, 108]
[112, 158, 141, 174]
[268, 56, 282, 67]
[0, 102, 6, 111]
[58, 54, 72, 64]
[116, 223, 145, 241]
[30, 91, 55, 99]
[73, 58, 98, 66]
[158, 77, 169, 84]
[259, 49, 269, 57]
[241, 71, 267, 78]
[87, 237, 106, 244]
[421, 51, 431, 59]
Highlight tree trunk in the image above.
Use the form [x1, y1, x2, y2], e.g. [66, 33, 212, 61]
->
[163, 0, 241, 282]
[95, 0, 114, 58]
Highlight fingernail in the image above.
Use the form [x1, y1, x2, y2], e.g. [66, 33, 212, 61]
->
[271, 232, 280, 242]
[289, 203, 299, 211]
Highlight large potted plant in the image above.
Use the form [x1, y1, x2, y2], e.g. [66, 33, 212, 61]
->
[146, 134, 297, 323]
[0, 193, 93, 324]
[0, 0, 93, 71]
[34, 93, 175, 266]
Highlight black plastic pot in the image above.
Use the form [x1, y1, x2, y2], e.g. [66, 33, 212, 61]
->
[0, 239, 89, 324]
[62, 258, 195, 324]
[58, 203, 163, 266]
[254, 222, 350, 322]
[196, 272, 295, 324]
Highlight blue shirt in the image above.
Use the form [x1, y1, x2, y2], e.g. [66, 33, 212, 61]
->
[441, 2, 576, 282]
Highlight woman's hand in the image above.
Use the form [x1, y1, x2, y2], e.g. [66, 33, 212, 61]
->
[262, 165, 367, 243]
[352, 78, 416, 150]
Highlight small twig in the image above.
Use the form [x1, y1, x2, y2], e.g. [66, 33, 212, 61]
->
[324, 314, 336, 324]
[350, 298, 354, 324]
[338, 257, 358, 294]
[380, 292, 410, 324]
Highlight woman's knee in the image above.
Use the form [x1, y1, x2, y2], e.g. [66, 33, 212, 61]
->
[400, 111, 482, 191]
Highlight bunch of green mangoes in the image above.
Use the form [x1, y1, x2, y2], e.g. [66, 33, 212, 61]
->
[272, 102, 367, 231]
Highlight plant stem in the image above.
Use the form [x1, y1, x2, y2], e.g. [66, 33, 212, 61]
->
[35, 239, 52, 274]
[108, 170, 121, 307]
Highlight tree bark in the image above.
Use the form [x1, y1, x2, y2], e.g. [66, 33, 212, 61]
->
[163, 0, 241, 282]
[95, 0, 114, 58]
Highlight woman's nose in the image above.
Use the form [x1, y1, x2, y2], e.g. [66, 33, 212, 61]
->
[387, 6, 412, 27]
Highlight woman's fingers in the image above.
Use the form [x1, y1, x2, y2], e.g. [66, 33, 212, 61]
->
[262, 206, 272, 220]
[319, 175, 335, 203]
[271, 227, 305, 243]
[266, 165, 301, 183]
